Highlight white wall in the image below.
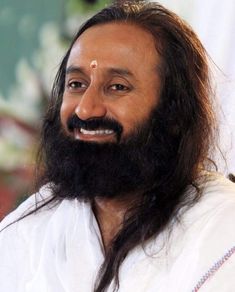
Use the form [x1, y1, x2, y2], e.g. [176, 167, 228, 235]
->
[156, 0, 235, 174]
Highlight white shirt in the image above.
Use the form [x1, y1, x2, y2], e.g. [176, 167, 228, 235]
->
[0, 173, 235, 292]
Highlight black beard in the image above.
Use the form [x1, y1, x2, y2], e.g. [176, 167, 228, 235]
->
[42, 109, 179, 200]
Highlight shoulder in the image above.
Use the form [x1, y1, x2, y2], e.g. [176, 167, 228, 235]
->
[160, 173, 235, 291]
[0, 183, 72, 247]
[0, 184, 55, 231]
[0, 185, 87, 290]
[0, 184, 90, 243]
[0, 185, 58, 291]
[202, 171, 235, 198]
[181, 173, 235, 239]
[185, 172, 235, 221]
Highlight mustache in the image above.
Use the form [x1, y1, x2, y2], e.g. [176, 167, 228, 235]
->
[67, 114, 123, 140]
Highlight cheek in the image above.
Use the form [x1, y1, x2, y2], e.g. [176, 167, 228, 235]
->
[60, 98, 74, 128]
[108, 100, 147, 134]
[108, 91, 158, 135]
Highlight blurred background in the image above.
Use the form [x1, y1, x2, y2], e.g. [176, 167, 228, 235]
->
[0, 0, 235, 219]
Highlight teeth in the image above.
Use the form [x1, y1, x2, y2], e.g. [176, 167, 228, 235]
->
[80, 128, 114, 135]
[74, 129, 80, 140]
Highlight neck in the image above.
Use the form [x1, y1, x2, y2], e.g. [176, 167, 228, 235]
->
[92, 195, 138, 252]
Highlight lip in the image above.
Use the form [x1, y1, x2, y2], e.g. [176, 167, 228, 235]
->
[74, 128, 116, 142]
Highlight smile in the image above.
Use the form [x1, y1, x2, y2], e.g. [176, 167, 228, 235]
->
[80, 128, 114, 135]
[74, 128, 115, 141]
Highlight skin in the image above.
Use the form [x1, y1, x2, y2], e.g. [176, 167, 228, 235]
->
[60, 22, 162, 250]
[90, 60, 98, 69]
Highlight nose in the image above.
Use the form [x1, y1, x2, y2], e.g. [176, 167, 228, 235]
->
[75, 85, 107, 120]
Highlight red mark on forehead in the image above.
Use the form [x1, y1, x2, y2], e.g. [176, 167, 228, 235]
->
[90, 60, 98, 69]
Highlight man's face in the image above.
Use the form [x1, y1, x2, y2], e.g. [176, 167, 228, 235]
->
[60, 22, 162, 143]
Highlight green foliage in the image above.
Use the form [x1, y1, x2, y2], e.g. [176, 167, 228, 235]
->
[0, 0, 112, 217]
[66, 0, 112, 15]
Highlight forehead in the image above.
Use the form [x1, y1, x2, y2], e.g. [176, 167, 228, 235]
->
[67, 22, 161, 74]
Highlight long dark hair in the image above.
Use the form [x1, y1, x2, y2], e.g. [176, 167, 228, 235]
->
[37, 1, 216, 291]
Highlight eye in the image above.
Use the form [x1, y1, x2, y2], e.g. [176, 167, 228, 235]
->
[109, 84, 129, 91]
[67, 81, 87, 91]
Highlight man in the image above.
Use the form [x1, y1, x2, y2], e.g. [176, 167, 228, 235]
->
[1, 1, 235, 291]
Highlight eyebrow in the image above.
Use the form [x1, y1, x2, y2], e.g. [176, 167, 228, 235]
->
[107, 67, 134, 78]
[66, 66, 85, 75]
[65, 65, 135, 79]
